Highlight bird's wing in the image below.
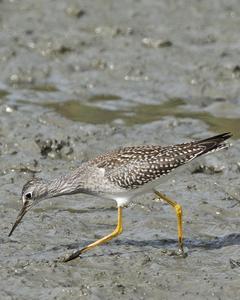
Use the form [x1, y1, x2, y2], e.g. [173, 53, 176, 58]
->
[90, 144, 201, 189]
[90, 133, 231, 190]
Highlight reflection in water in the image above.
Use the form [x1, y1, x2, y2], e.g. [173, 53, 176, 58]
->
[88, 94, 121, 102]
[45, 100, 124, 124]
[30, 84, 59, 92]
[43, 97, 240, 138]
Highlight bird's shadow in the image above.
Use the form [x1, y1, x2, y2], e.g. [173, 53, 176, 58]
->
[53, 232, 240, 256]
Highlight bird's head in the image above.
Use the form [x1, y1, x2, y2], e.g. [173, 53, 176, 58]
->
[8, 178, 48, 236]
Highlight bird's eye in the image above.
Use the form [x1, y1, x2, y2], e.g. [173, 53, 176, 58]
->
[25, 192, 32, 199]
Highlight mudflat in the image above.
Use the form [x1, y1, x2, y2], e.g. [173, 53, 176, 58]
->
[0, 1, 239, 299]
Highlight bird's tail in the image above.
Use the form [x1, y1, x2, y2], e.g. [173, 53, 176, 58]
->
[195, 132, 232, 156]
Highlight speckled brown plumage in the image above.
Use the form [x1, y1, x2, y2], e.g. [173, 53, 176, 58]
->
[87, 132, 231, 190]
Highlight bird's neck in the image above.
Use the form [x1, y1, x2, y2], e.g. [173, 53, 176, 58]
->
[47, 176, 71, 198]
[46, 174, 85, 198]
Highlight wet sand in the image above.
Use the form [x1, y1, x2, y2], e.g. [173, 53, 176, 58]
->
[0, 1, 240, 299]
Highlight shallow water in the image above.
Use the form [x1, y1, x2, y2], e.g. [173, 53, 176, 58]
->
[16, 97, 240, 138]
[0, 1, 240, 299]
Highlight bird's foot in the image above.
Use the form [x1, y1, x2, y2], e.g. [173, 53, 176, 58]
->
[160, 248, 188, 258]
[62, 249, 83, 262]
[55, 249, 84, 263]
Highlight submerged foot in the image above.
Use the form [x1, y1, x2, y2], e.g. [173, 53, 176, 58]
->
[62, 249, 83, 262]
[160, 248, 188, 258]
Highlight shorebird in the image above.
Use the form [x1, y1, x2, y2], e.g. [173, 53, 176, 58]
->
[9, 132, 231, 262]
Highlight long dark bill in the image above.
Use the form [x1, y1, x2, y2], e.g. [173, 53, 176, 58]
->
[8, 201, 30, 237]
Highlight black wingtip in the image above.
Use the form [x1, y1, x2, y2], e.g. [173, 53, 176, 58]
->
[216, 132, 232, 140]
[198, 132, 232, 143]
[195, 132, 232, 157]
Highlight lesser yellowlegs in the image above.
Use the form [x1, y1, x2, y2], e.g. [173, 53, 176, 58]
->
[8, 132, 231, 262]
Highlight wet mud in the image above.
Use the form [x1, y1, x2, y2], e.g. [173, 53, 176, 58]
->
[0, 1, 240, 299]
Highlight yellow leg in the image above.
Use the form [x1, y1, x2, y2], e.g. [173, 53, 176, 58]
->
[154, 190, 184, 253]
[63, 207, 123, 262]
